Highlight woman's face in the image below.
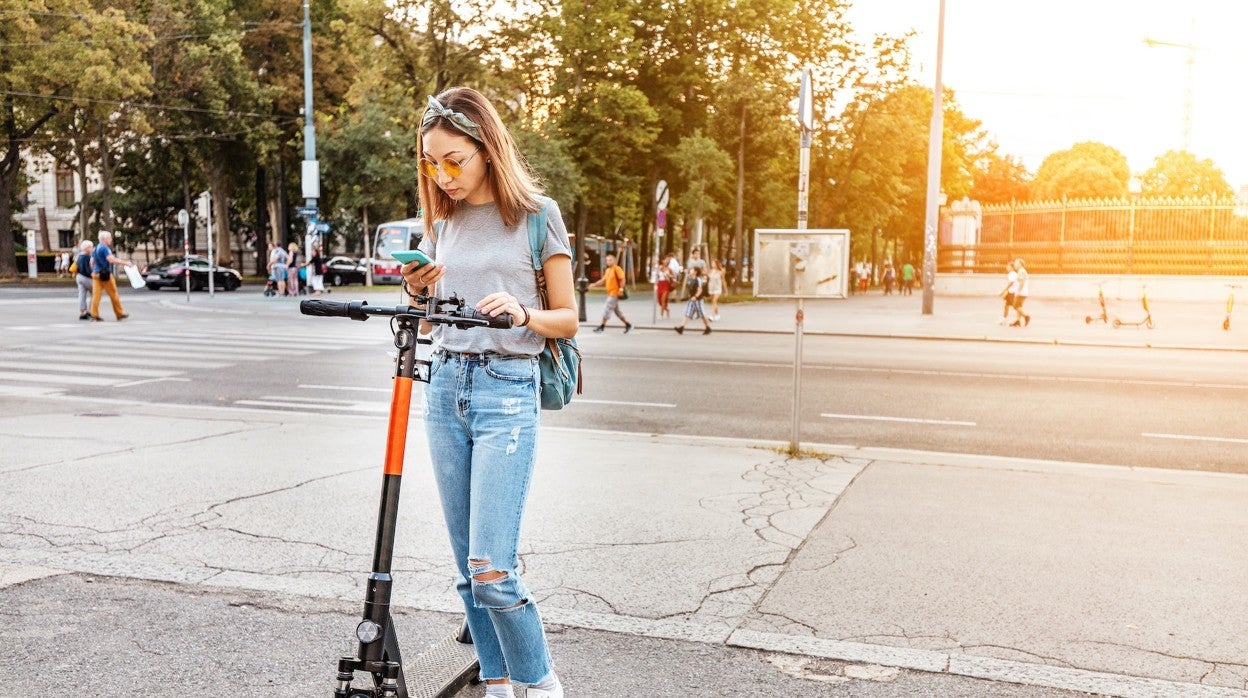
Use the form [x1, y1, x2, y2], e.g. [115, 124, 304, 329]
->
[422, 127, 491, 205]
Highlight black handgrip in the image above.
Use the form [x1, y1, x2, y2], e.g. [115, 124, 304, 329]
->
[300, 299, 363, 319]
[481, 309, 514, 329]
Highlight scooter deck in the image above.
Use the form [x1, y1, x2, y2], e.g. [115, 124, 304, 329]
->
[405, 634, 479, 698]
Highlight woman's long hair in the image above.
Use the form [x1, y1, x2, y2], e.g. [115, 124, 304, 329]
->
[417, 87, 542, 228]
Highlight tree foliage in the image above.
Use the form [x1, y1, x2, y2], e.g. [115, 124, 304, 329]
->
[1140, 150, 1232, 200]
[1031, 141, 1130, 201]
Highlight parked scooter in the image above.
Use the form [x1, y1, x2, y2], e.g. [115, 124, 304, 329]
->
[1224, 284, 1241, 331]
[1085, 282, 1109, 324]
[1113, 285, 1154, 329]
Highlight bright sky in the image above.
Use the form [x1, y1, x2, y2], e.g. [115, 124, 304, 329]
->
[845, 0, 1248, 188]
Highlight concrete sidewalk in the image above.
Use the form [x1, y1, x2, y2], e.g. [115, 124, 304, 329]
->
[610, 290, 1248, 352]
[1, 393, 1245, 696]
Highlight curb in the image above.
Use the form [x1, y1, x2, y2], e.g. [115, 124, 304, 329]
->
[578, 321, 1248, 354]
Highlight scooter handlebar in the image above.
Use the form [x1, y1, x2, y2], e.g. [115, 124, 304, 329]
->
[300, 299, 364, 319]
[300, 298, 514, 329]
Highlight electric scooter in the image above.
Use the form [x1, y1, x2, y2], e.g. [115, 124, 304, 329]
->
[1223, 284, 1241, 331]
[1084, 282, 1109, 324]
[300, 295, 512, 698]
[1112, 285, 1154, 329]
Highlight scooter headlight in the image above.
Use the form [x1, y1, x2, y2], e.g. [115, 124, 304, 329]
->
[356, 619, 382, 644]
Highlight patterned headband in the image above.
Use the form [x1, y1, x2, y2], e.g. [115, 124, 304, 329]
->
[422, 95, 482, 142]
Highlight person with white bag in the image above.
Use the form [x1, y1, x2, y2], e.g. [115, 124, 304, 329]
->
[88, 230, 133, 321]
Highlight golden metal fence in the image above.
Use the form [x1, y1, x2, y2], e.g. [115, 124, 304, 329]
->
[939, 197, 1248, 275]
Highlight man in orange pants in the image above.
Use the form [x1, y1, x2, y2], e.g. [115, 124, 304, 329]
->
[89, 230, 130, 321]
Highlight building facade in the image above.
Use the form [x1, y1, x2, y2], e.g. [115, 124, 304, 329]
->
[15, 150, 99, 252]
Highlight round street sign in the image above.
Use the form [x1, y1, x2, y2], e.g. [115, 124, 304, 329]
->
[177, 209, 189, 227]
[656, 180, 670, 211]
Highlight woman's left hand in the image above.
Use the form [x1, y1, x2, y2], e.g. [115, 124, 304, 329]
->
[477, 291, 525, 324]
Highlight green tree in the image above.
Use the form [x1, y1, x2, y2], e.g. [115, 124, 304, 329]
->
[970, 151, 1031, 204]
[1031, 141, 1129, 201]
[0, 0, 152, 278]
[670, 130, 734, 249]
[821, 84, 984, 264]
[1139, 150, 1232, 200]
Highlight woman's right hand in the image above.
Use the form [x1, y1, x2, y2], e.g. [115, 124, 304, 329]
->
[401, 259, 445, 294]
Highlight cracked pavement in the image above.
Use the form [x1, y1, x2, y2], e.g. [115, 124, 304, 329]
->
[2, 394, 1246, 696]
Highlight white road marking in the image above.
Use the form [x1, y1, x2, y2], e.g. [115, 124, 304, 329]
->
[234, 399, 388, 414]
[113, 377, 192, 388]
[5, 351, 228, 370]
[298, 384, 391, 393]
[822, 412, 977, 427]
[0, 360, 179, 378]
[0, 371, 118, 386]
[1142, 432, 1248, 445]
[576, 398, 676, 408]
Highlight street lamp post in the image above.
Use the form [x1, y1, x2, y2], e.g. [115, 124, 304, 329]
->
[921, 0, 947, 315]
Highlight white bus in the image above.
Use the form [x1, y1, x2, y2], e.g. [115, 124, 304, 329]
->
[370, 217, 424, 284]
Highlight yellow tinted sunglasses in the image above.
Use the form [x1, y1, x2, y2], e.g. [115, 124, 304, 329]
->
[418, 146, 481, 179]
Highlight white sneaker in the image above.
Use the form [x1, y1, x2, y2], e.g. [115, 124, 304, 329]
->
[524, 687, 563, 698]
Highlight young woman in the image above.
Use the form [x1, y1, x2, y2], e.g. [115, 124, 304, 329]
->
[706, 258, 725, 321]
[673, 266, 712, 335]
[399, 87, 576, 698]
[652, 254, 671, 318]
[286, 242, 301, 296]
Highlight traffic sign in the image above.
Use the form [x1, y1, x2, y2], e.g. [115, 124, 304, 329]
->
[296, 206, 318, 217]
[655, 180, 669, 211]
[657, 209, 666, 230]
[315, 222, 330, 233]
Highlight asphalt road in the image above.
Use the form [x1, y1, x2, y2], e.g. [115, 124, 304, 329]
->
[3, 284, 1244, 474]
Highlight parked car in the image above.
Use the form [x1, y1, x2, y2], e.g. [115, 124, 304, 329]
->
[325, 256, 368, 287]
[142, 255, 241, 291]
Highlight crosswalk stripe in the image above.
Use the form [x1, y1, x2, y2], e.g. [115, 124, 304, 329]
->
[0, 360, 179, 378]
[133, 334, 372, 351]
[234, 399, 389, 414]
[158, 330, 382, 346]
[60, 339, 302, 359]
[4, 351, 227, 370]
[0, 370, 119, 386]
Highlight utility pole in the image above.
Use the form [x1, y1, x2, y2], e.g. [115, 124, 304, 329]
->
[1144, 21, 1198, 152]
[921, 0, 946, 315]
[300, 0, 321, 253]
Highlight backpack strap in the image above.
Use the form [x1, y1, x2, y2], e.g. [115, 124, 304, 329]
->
[527, 196, 551, 271]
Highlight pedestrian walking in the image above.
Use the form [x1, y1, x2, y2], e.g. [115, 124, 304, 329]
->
[589, 253, 632, 333]
[53, 251, 64, 278]
[883, 262, 896, 295]
[88, 231, 129, 321]
[398, 86, 574, 698]
[674, 266, 712, 335]
[74, 240, 94, 320]
[998, 261, 1017, 325]
[901, 261, 915, 295]
[1011, 258, 1031, 327]
[307, 243, 325, 296]
[286, 242, 301, 296]
[653, 253, 674, 318]
[267, 242, 288, 297]
[706, 258, 726, 320]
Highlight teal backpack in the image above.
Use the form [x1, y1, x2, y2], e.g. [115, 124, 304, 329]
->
[527, 198, 582, 409]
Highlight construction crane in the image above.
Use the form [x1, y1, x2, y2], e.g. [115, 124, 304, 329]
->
[1144, 21, 1198, 152]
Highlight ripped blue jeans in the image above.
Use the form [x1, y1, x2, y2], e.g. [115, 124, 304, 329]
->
[423, 351, 553, 684]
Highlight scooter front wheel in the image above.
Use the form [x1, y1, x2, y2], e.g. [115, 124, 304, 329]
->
[1223, 317, 1231, 331]
[1112, 318, 1122, 328]
[1145, 317, 1155, 329]
[1085, 315, 1093, 324]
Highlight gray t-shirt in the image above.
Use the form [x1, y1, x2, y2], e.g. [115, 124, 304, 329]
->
[418, 198, 572, 356]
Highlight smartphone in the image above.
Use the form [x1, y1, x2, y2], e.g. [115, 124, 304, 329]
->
[391, 249, 433, 267]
